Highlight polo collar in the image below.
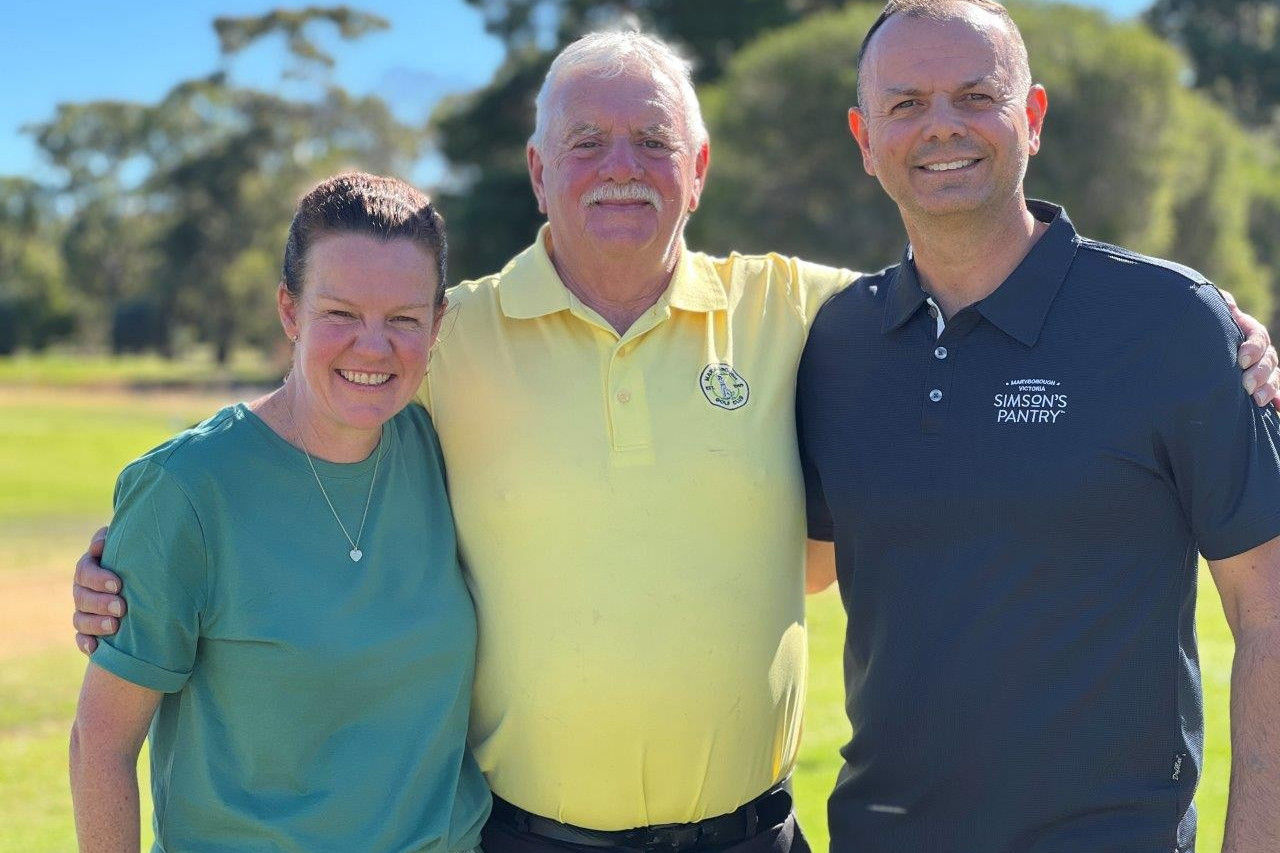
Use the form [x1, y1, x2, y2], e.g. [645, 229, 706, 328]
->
[881, 201, 1080, 346]
[497, 226, 573, 320]
[498, 225, 727, 320]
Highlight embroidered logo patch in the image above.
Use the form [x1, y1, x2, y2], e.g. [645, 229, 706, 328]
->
[994, 378, 1067, 424]
[700, 363, 749, 410]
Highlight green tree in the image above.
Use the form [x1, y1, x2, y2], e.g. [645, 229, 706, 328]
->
[29, 6, 419, 362]
[0, 179, 72, 354]
[1145, 0, 1280, 128]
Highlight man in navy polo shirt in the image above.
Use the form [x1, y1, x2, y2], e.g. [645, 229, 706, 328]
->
[798, 0, 1280, 850]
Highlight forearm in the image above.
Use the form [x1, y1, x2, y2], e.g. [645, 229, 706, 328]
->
[1221, 626, 1280, 853]
[69, 724, 142, 853]
[805, 538, 837, 594]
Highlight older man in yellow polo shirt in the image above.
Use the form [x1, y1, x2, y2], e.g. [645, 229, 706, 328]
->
[422, 32, 851, 853]
[72, 25, 1280, 853]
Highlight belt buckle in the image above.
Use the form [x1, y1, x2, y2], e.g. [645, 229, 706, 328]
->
[642, 822, 701, 852]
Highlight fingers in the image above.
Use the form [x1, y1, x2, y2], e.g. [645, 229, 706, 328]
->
[1242, 345, 1280, 407]
[73, 602, 120, 637]
[73, 526, 121, 651]
[76, 633, 99, 657]
[88, 525, 106, 558]
[75, 539, 120, 594]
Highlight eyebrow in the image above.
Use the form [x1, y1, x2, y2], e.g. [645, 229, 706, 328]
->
[315, 293, 433, 311]
[637, 123, 679, 140]
[562, 122, 679, 140]
[563, 122, 603, 140]
[882, 76, 994, 97]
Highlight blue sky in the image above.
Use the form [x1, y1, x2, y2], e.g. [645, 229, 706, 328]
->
[0, 0, 1150, 188]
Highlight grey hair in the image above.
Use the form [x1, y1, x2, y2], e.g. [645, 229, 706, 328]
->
[529, 30, 709, 154]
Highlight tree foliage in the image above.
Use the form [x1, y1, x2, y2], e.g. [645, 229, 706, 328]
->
[1145, 0, 1280, 127]
[214, 6, 389, 69]
[0, 179, 71, 354]
[23, 6, 418, 361]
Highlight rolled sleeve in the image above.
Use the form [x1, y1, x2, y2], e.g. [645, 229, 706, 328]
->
[96, 459, 206, 692]
[91, 642, 191, 692]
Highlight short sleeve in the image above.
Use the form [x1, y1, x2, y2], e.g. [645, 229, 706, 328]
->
[92, 459, 206, 692]
[797, 368, 835, 542]
[792, 260, 861, 329]
[1156, 285, 1280, 560]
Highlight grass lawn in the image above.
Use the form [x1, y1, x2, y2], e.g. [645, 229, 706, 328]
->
[0, 350, 280, 390]
[0, 379, 1236, 852]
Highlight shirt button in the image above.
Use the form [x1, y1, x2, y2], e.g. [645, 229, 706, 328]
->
[617, 390, 631, 404]
[929, 389, 943, 402]
[934, 346, 948, 359]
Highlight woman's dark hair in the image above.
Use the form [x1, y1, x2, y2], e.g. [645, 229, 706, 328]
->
[282, 172, 447, 306]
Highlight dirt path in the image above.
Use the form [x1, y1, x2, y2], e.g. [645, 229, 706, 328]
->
[0, 568, 76, 662]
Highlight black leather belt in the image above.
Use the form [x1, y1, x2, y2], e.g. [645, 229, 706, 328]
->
[490, 784, 793, 852]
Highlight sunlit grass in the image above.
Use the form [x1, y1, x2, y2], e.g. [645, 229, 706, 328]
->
[0, 349, 280, 389]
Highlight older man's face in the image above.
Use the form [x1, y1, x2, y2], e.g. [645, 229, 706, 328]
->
[529, 67, 709, 265]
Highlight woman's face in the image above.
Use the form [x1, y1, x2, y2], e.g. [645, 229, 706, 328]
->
[278, 233, 442, 445]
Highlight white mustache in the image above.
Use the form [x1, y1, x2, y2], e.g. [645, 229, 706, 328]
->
[582, 183, 663, 211]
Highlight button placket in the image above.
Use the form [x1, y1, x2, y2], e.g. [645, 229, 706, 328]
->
[606, 342, 651, 451]
[922, 337, 956, 436]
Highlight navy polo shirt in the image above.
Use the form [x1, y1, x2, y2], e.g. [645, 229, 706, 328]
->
[798, 202, 1280, 853]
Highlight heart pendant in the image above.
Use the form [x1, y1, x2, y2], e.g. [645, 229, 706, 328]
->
[350, 548, 363, 562]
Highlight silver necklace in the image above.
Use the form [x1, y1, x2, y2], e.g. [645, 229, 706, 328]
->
[284, 405, 383, 562]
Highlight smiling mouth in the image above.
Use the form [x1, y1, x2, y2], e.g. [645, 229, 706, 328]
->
[920, 158, 980, 172]
[337, 369, 393, 386]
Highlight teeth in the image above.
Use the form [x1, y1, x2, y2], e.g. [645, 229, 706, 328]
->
[923, 159, 977, 172]
[338, 370, 392, 386]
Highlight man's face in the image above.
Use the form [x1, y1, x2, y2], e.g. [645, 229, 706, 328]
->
[848, 9, 1046, 223]
[529, 67, 709, 264]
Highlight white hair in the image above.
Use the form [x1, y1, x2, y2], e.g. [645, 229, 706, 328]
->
[529, 30, 709, 155]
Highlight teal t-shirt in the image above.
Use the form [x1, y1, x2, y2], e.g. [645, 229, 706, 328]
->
[93, 403, 491, 853]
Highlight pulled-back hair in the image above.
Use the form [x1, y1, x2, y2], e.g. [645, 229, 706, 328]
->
[281, 172, 447, 305]
[857, 0, 1031, 105]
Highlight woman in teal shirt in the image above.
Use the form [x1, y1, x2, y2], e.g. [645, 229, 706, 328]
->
[69, 173, 490, 853]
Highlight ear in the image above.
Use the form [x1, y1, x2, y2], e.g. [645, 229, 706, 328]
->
[528, 144, 548, 215]
[687, 140, 711, 213]
[278, 282, 300, 341]
[1025, 84, 1048, 157]
[848, 108, 876, 177]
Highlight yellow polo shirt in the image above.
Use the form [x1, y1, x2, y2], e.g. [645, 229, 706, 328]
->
[423, 227, 854, 829]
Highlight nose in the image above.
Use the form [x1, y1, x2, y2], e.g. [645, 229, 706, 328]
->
[597, 137, 643, 181]
[921, 100, 967, 142]
[352, 318, 394, 358]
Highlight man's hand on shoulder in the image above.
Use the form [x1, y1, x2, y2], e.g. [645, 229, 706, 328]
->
[1222, 289, 1280, 407]
[73, 526, 126, 656]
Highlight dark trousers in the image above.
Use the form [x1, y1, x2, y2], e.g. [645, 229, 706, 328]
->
[481, 802, 810, 853]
